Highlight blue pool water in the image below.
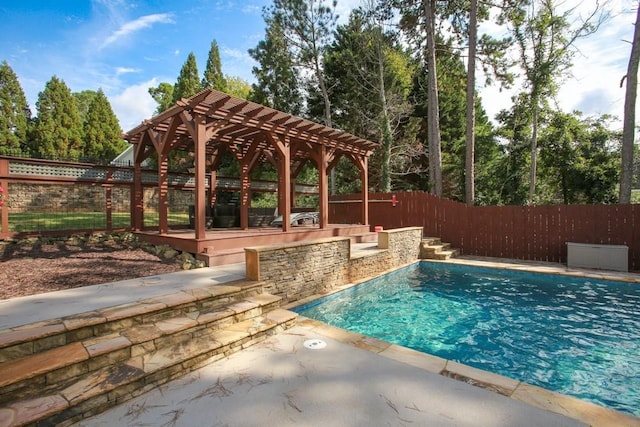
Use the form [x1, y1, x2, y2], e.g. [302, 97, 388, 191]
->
[293, 262, 640, 416]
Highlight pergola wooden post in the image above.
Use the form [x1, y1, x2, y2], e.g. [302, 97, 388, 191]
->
[311, 145, 330, 228]
[124, 89, 377, 237]
[193, 113, 208, 239]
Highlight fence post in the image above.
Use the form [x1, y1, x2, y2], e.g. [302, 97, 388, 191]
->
[0, 159, 9, 235]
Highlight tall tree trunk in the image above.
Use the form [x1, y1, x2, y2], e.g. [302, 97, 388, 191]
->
[314, 48, 336, 195]
[529, 99, 539, 204]
[376, 32, 393, 193]
[620, 2, 640, 204]
[424, 0, 442, 196]
[465, 0, 478, 206]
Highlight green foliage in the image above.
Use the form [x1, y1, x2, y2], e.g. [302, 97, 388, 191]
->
[268, 0, 337, 68]
[73, 90, 98, 123]
[83, 89, 127, 162]
[224, 76, 252, 100]
[323, 7, 415, 192]
[172, 52, 201, 103]
[251, 192, 278, 208]
[148, 82, 174, 114]
[32, 76, 84, 160]
[494, 92, 533, 205]
[249, 18, 302, 114]
[0, 61, 30, 155]
[539, 112, 620, 204]
[266, 0, 337, 125]
[202, 40, 227, 91]
[409, 44, 501, 202]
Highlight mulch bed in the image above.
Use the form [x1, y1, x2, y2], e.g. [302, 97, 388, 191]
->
[0, 234, 183, 300]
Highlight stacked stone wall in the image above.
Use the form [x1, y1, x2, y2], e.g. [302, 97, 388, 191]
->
[5, 183, 193, 213]
[245, 227, 423, 303]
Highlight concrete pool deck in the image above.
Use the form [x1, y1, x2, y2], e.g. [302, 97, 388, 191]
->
[2, 254, 639, 426]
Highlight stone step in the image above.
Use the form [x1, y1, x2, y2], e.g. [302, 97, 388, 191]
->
[0, 279, 263, 364]
[0, 292, 282, 406]
[0, 309, 298, 427]
[421, 243, 452, 254]
[196, 248, 246, 267]
[349, 232, 378, 244]
[432, 249, 460, 260]
[422, 237, 442, 246]
[420, 238, 459, 260]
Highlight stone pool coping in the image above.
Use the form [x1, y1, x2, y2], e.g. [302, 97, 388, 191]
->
[283, 257, 640, 427]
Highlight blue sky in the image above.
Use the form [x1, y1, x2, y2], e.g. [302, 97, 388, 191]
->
[0, 0, 637, 133]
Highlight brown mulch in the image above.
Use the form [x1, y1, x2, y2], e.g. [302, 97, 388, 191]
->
[0, 234, 183, 300]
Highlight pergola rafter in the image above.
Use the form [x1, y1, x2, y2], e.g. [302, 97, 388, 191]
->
[124, 89, 377, 238]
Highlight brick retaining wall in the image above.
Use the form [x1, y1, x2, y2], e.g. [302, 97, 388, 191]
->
[245, 227, 423, 303]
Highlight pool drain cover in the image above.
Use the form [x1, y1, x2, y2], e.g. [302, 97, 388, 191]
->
[303, 339, 327, 350]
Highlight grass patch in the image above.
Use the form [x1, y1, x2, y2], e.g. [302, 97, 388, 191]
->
[8, 212, 189, 232]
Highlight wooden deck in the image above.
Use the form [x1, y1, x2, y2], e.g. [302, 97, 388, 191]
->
[136, 224, 376, 266]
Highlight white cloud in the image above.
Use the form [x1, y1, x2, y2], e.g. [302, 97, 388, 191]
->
[222, 47, 248, 60]
[115, 67, 140, 75]
[242, 5, 261, 14]
[110, 79, 159, 131]
[100, 13, 174, 49]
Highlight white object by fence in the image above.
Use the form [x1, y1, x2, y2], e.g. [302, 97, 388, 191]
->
[566, 242, 628, 272]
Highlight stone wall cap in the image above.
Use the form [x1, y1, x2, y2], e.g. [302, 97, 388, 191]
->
[244, 236, 350, 252]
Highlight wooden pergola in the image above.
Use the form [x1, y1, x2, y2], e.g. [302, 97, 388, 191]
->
[123, 89, 377, 239]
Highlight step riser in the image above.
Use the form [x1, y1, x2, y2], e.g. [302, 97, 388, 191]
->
[0, 285, 263, 364]
[420, 238, 458, 260]
[4, 312, 297, 427]
[0, 298, 282, 406]
[1, 298, 296, 427]
[58, 316, 296, 426]
[197, 250, 246, 267]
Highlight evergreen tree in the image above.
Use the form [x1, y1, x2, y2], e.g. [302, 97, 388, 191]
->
[411, 45, 500, 202]
[172, 52, 201, 103]
[264, 0, 337, 126]
[73, 90, 98, 123]
[0, 61, 30, 155]
[83, 89, 127, 162]
[32, 76, 84, 160]
[202, 40, 227, 91]
[148, 82, 174, 114]
[323, 7, 414, 192]
[249, 18, 301, 114]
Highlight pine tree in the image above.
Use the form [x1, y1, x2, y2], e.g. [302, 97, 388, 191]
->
[83, 89, 126, 162]
[250, 19, 301, 114]
[148, 82, 174, 114]
[172, 52, 201, 103]
[32, 76, 84, 160]
[202, 40, 227, 91]
[0, 61, 30, 155]
[265, 0, 337, 126]
[73, 90, 98, 123]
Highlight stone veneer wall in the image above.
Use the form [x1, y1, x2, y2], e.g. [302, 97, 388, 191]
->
[245, 227, 423, 303]
[5, 183, 194, 213]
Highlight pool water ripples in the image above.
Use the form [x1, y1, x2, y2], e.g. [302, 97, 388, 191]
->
[294, 262, 640, 417]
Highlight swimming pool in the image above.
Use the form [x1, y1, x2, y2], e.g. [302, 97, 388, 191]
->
[293, 262, 640, 417]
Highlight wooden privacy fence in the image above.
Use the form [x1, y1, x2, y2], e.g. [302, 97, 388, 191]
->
[330, 191, 640, 271]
